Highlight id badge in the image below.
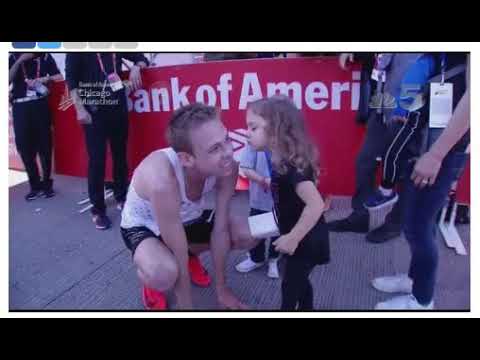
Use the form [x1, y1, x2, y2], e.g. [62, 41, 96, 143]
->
[108, 73, 124, 92]
[429, 82, 453, 128]
[371, 69, 386, 82]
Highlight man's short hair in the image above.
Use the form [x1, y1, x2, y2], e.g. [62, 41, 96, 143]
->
[166, 103, 219, 154]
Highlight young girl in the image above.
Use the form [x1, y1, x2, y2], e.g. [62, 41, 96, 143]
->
[245, 95, 330, 310]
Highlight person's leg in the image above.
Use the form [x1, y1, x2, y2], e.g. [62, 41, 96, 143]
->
[33, 98, 54, 194]
[12, 102, 42, 195]
[268, 236, 280, 260]
[329, 111, 390, 232]
[382, 112, 421, 190]
[366, 114, 422, 243]
[403, 151, 468, 305]
[352, 111, 391, 212]
[133, 237, 179, 292]
[183, 215, 214, 288]
[229, 212, 261, 251]
[82, 113, 107, 216]
[247, 209, 267, 263]
[107, 106, 129, 206]
[375, 149, 468, 309]
[281, 256, 315, 310]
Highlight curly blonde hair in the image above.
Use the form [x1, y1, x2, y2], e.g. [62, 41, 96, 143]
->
[248, 95, 319, 182]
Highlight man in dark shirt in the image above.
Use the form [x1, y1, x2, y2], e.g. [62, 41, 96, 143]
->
[65, 53, 149, 230]
[9, 52, 63, 201]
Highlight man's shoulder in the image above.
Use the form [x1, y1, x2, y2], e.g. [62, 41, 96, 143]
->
[138, 150, 178, 191]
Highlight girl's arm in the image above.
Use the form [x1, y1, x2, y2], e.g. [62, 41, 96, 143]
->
[241, 167, 270, 188]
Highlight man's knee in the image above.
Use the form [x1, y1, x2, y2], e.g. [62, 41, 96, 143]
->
[137, 257, 179, 291]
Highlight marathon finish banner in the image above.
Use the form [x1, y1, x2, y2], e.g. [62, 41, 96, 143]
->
[9, 57, 470, 203]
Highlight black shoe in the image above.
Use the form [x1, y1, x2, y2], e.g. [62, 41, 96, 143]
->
[455, 205, 470, 225]
[92, 214, 112, 230]
[43, 188, 56, 198]
[42, 179, 55, 198]
[366, 223, 401, 243]
[328, 213, 369, 233]
[25, 190, 43, 201]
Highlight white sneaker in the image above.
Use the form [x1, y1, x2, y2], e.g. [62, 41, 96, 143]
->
[372, 274, 413, 294]
[267, 259, 280, 279]
[235, 256, 264, 273]
[375, 294, 434, 310]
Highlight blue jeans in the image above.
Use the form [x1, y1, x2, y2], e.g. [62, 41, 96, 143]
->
[402, 128, 468, 305]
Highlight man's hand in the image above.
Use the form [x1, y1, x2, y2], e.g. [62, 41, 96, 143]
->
[339, 53, 354, 70]
[129, 65, 142, 91]
[217, 287, 249, 310]
[25, 79, 37, 88]
[261, 177, 271, 192]
[76, 106, 92, 125]
[175, 284, 194, 310]
[272, 233, 300, 256]
[411, 151, 443, 188]
[391, 115, 408, 124]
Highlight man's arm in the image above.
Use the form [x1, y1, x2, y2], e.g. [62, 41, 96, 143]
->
[42, 53, 64, 82]
[411, 87, 470, 187]
[210, 162, 248, 309]
[121, 53, 148, 91]
[411, 56, 470, 187]
[65, 54, 91, 125]
[9, 53, 35, 83]
[121, 52, 149, 68]
[148, 159, 192, 309]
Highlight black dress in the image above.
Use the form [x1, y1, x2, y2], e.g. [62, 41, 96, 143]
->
[270, 164, 330, 265]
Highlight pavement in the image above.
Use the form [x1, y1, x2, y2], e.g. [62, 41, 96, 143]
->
[9, 173, 470, 311]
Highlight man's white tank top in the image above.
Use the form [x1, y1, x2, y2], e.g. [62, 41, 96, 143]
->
[120, 147, 216, 236]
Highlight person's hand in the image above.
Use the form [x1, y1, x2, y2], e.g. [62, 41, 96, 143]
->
[76, 106, 92, 125]
[19, 53, 36, 63]
[261, 177, 271, 192]
[175, 289, 193, 310]
[37, 75, 50, 84]
[129, 65, 142, 91]
[339, 53, 354, 70]
[411, 151, 443, 188]
[391, 115, 408, 124]
[272, 233, 299, 256]
[217, 287, 249, 310]
[25, 79, 37, 88]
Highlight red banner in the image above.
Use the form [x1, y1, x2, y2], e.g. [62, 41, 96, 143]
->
[10, 57, 469, 203]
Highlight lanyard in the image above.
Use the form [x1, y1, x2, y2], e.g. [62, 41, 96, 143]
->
[97, 53, 117, 76]
[265, 150, 273, 177]
[440, 53, 447, 84]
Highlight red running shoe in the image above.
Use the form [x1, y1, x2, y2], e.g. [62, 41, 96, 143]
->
[142, 286, 167, 310]
[188, 255, 211, 287]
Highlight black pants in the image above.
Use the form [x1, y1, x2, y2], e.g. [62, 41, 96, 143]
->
[381, 111, 423, 189]
[82, 105, 129, 215]
[249, 208, 280, 262]
[352, 111, 405, 225]
[12, 98, 53, 192]
[281, 257, 316, 310]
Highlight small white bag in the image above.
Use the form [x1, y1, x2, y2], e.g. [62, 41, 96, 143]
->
[248, 210, 280, 239]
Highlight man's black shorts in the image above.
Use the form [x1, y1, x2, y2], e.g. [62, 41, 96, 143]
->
[120, 210, 215, 256]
